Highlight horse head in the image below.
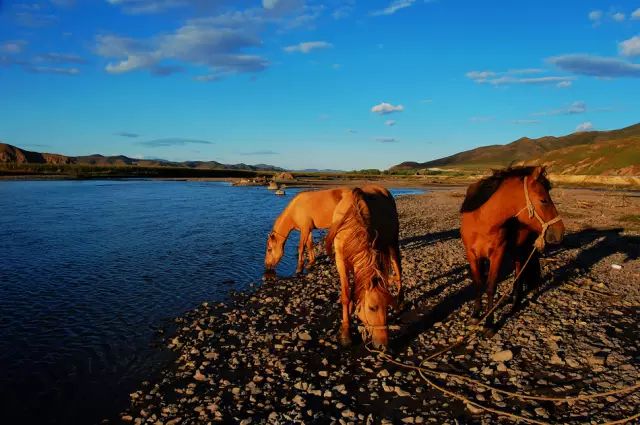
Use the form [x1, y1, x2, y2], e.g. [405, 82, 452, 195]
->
[357, 279, 396, 349]
[264, 232, 286, 272]
[520, 166, 565, 246]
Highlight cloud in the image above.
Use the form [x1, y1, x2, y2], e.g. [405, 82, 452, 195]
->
[548, 54, 640, 78]
[556, 80, 572, 88]
[35, 53, 86, 64]
[96, 13, 270, 80]
[115, 132, 140, 138]
[576, 122, 593, 132]
[611, 12, 625, 22]
[0, 40, 28, 54]
[466, 69, 574, 87]
[534, 101, 587, 116]
[240, 150, 279, 155]
[28, 66, 80, 75]
[619, 35, 640, 57]
[137, 138, 214, 147]
[421, 98, 433, 103]
[371, 0, 415, 16]
[513, 119, 541, 125]
[375, 137, 398, 143]
[107, 0, 193, 14]
[633, 8, 640, 20]
[283, 41, 332, 53]
[385, 120, 396, 126]
[333, 1, 355, 19]
[371, 102, 404, 115]
[588, 10, 602, 22]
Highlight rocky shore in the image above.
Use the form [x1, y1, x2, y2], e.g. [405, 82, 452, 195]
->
[119, 188, 640, 424]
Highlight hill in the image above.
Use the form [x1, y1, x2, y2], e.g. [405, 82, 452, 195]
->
[0, 143, 284, 172]
[391, 122, 640, 175]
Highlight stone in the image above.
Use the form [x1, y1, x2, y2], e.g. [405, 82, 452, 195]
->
[298, 332, 312, 341]
[491, 350, 513, 362]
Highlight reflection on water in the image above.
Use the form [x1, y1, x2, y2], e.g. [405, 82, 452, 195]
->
[0, 180, 421, 424]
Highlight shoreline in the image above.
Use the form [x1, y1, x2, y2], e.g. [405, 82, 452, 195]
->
[118, 188, 640, 424]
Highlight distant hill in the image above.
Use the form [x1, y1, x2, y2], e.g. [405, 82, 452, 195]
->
[391, 122, 640, 175]
[0, 143, 284, 172]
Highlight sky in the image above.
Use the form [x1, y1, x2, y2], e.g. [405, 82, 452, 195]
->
[1, 0, 639, 170]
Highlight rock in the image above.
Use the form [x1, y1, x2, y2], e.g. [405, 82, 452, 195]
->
[550, 354, 565, 365]
[534, 407, 549, 418]
[401, 417, 415, 423]
[395, 386, 411, 397]
[292, 395, 306, 407]
[193, 370, 206, 381]
[121, 415, 133, 422]
[496, 363, 508, 373]
[341, 409, 355, 419]
[466, 402, 483, 414]
[378, 369, 390, 378]
[491, 350, 513, 362]
[298, 332, 312, 341]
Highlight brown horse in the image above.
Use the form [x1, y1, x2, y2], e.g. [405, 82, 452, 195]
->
[460, 166, 565, 326]
[264, 187, 351, 276]
[325, 185, 402, 349]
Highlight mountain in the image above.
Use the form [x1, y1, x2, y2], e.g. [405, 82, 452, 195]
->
[0, 143, 284, 172]
[391, 122, 640, 175]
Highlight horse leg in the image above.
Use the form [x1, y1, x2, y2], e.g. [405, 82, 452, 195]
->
[335, 248, 352, 346]
[467, 252, 484, 324]
[305, 232, 316, 269]
[389, 244, 403, 304]
[296, 227, 310, 275]
[485, 245, 506, 329]
[511, 258, 524, 307]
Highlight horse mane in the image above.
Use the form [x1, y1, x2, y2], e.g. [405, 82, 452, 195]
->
[460, 166, 551, 213]
[325, 188, 393, 305]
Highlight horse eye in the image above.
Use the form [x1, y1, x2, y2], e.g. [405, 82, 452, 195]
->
[368, 305, 379, 312]
[540, 199, 549, 204]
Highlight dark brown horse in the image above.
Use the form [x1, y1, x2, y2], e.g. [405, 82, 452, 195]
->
[325, 185, 401, 349]
[460, 166, 565, 326]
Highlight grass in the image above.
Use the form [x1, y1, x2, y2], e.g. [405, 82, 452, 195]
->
[618, 214, 640, 225]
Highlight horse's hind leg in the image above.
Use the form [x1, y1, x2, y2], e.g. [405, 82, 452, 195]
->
[305, 232, 316, 269]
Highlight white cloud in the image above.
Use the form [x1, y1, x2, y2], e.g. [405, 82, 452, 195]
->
[371, 0, 415, 16]
[371, 102, 404, 115]
[0, 40, 28, 54]
[283, 41, 332, 53]
[385, 120, 396, 126]
[466, 69, 574, 87]
[376, 137, 398, 143]
[612, 12, 625, 22]
[619, 35, 640, 57]
[96, 12, 271, 80]
[470, 116, 493, 123]
[534, 101, 587, 116]
[633, 8, 640, 20]
[107, 0, 193, 14]
[513, 119, 540, 125]
[549, 54, 640, 78]
[575, 122, 593, 132]
[557, 80, 572, 88]
[588, 10, 602, 22]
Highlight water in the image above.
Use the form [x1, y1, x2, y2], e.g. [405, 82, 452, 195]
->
[0, 180, 421, 424]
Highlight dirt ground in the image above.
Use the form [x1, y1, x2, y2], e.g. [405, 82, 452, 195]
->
[119, 187, 640, 424]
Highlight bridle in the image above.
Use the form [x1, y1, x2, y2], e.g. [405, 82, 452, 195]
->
[515, 176, 563, 251]
[354, 301, 399, 344]
[269, 230, 288, 240]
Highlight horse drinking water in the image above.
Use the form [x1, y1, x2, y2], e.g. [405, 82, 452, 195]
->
[325, 185, 402, 349]
[264, 188, 351, 277]
[460, 166, 565, 327]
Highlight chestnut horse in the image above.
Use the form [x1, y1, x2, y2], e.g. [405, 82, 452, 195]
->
[265, 188, 351, 275]
[325, 185, 402, 349]
[460, 166, 565, 326]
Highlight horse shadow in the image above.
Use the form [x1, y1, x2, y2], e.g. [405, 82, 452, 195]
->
[392, 227, 640, 351]
[399, 229, 460, 250]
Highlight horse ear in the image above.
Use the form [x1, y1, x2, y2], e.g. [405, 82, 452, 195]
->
[531, 166, 545, 181]
[269, 233, 276, 241]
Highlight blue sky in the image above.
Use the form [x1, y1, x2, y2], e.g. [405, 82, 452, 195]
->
[1, 0, 639, 170]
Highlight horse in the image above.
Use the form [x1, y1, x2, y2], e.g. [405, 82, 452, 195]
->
[264, 187, 351, 276]
[325, 185, 402, 349]
[460, 166, 565, 327]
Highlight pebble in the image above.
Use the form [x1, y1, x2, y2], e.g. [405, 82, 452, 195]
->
[491, 350, 513, 362]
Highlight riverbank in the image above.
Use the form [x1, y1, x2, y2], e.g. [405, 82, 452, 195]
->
[118, 188, 640, 424]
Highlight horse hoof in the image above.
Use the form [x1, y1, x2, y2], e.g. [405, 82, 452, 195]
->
[339, 335, 352, 347]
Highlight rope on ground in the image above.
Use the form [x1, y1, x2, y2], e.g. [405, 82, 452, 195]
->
[365, 246, 640, 424]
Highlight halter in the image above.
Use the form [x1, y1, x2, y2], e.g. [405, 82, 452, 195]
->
[269, 229, 288, 240]
[354, 301, 399, 344]
[515, 176, 563, 251]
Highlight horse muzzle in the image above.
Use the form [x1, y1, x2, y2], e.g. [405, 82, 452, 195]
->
[545, 221, 565, 245]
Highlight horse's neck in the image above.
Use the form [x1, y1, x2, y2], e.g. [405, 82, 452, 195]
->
[484, 178, 524, 228]
[273, 211, 295, 237]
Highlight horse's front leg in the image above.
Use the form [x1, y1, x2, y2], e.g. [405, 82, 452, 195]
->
[335, 248, 352, 346]
[485, 244, 506, 328]
[389, 243, 403, 305]
[467, 250, 484, 324]
[296, 227, 310, 275]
